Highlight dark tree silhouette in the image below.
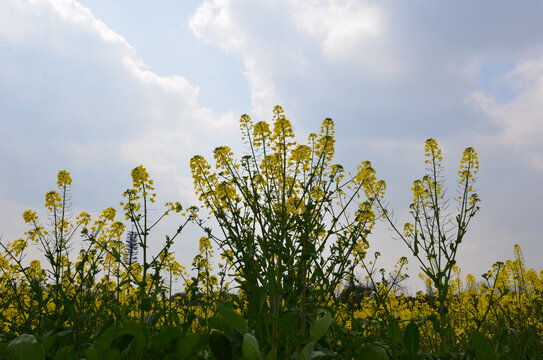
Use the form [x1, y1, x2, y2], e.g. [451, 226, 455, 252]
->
[125, 229, 138, 266]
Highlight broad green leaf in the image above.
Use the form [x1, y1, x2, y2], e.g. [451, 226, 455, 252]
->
[105, 348, 121, 360]
[358, 345, 387, 360]
[150, 326, 184, 355]
[403, 322, 420, 356]
[471, 331, 497, 360]
[387, 317, 401, 344]
[217, 303, 249, 335]
[209, 333, 232, 360]
[163, 354, 181, 360]
[110, 334, 134, 358]
[92, 322, 117, 356]
[309, 312, 332, 342]
[298, 342, 314, 360]
[85, 345, 99, 360]
[242, 333, 261, 360]
[117, 320, 145, 356]
[263, 348, 277, 360]
[176, 333, 207, 360]
[54, 345, 78, 360]
[7, 334, 45, 360]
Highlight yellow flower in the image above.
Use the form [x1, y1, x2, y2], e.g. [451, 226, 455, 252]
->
[458, 147, 479, 183]
[131, 165, 150, 186]
[424, 138, 443, 165]
[45, 190, 62, 210]
[253, 121, 271, 147]
[199, 237, 212, 253]
[9, 238, 28, 257]
[57, 170, 72, 187]
[101, 207, 116, 222]
[22, 210, 38, 223]
[76, 211, 91, 227]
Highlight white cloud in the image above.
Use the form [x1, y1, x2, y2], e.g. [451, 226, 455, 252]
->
[188, 0, 403, 119]
[2, 0, 543, 288]
[0, 0, 236, 228]
[190, 0, 291, 120]
[471, 56, 543, 170]
[291, 0, 392, 71]
[189, 0, 244, 53]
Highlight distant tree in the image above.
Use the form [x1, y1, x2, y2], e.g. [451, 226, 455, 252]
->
[125, 229, 138, 266]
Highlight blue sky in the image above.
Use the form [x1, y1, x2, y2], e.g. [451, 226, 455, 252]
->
[1, 0, 542, 291]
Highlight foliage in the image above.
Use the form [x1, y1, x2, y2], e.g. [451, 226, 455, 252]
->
[368, 138, 481, 353]
[190, 105, 385, 356]
[0, 107, 541, 359]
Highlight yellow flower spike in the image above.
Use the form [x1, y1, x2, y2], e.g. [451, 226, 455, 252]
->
[271, 105, 295, 150]
[22, 210, 38, 223]
[44, 190, 62, 211]
[315, 119, 336, 161]
[239, 114, 254, 143]
[458, 146, 479, 183]
[101, 207, 117, 222]
[9, 238, 28, 257]
[411, 179, 426, 204]
[57, 170, 72, 187]
[253, 121, 271, 148]
[131, 165, 153, 193]
[424, 138, 443, 165]
[199, 237, 212, 253]
[213, 146, 235, 171]
[404, 223, 415, 237]
[76, 211, 91, 227]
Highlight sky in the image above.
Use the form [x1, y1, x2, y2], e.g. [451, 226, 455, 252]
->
[1, 0, 542, 292]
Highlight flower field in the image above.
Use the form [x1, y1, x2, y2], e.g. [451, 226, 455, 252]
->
[0, 107, 541, 359]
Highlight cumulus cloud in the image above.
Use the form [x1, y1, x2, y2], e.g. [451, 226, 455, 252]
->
[0, 0, 235, 221]
[2, 0, 543, 287]
[471, 56, 543, 170]
[290, 0, 401, 77]
[190, 0, 298, 120]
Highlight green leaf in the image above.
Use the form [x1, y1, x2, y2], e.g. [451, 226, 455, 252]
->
[85, 345, 99, 360]
[150, 326, 184, 355]
[358, 345, 387, 360]
[110, 334, 134, 358]
[0, 342, 8, 358]
[105, 348, 121, 360]
[471, 331, 497, 360]
[297, 342, 314, 360]
[87, 322, 117, 359]
[403, 322, 420, 356]
[7, 334, 45, 360]
[387, 317, 401, 344]
[55, 345, 78, 360]
[242, 333, 261, 360]
[263, 348, 277, 360]
[217, 303, 249, 335]
[163, 354, 182, 360]
[309, 312, 332, 342]
[176, 333, 207, 360]
[208, 316, 229, 333]
[209, 333, 232, 360]
[117, 320, 146, 356]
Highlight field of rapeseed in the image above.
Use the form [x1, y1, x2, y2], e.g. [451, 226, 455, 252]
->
[0, 107, 541, 359]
